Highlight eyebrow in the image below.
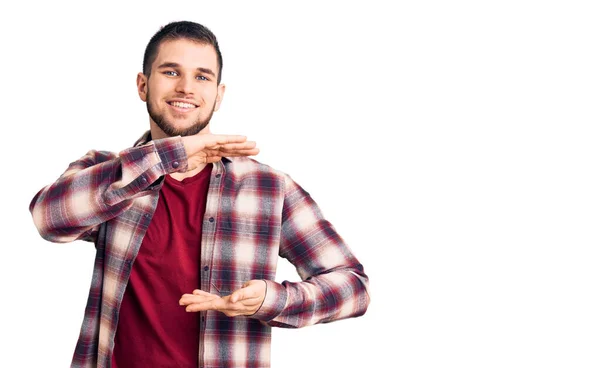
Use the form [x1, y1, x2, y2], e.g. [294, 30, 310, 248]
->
[156, 62, 216, 77]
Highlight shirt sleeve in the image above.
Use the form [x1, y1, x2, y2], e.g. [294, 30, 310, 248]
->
[251, 174, 371, 327]
[29, 137, 188, 243]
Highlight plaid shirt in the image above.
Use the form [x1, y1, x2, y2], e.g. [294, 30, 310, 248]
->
[29, 131, 370, 368]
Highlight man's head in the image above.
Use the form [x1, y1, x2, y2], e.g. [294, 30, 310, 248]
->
[137, 21, 225, 137]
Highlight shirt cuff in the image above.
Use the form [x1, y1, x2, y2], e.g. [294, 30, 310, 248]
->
[250, 280, 287, 322]
[153, 136, 189, 173]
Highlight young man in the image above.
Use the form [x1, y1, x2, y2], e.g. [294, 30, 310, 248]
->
[30, 21, 370, 368]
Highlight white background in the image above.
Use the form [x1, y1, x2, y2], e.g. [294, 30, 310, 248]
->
[1, 1, 599, 367]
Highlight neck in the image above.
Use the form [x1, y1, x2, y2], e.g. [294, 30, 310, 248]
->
[169, 164, 208, 181]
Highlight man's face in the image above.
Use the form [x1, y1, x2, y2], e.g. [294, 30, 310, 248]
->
[137, 38, 225, 137]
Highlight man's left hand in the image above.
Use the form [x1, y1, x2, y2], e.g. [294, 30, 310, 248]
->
[179, 280, 267, 317]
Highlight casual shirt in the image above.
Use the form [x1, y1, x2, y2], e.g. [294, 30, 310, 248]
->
[29, 131, 370, 368]
[112, 164, 212, 368]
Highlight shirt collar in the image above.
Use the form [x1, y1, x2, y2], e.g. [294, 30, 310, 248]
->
[133, 130, 152, 147]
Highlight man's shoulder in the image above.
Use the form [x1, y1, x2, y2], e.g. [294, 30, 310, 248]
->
[225, 156, 288, 181]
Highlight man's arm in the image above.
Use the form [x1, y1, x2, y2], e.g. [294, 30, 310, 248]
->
[180, 174, 372, 325]
[29, 137, 188, 243]
[251, 174, 370, 327]
[30, 133, 258, 244]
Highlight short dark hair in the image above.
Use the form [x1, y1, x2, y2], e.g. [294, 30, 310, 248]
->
[143, 21, 223, 83]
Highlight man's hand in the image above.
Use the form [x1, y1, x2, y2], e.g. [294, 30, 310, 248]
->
[179, 280, 267, 317]
[181, 134, 259, 171]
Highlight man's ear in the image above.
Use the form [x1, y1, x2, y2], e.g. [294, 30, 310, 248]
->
[137, 72, 148, 102]
[214, 83, 226, 112]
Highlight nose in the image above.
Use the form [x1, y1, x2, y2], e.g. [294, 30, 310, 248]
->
[175, 75, 195, 95]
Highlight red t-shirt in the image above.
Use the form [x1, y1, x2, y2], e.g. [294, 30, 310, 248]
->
[112, 164, 212, 368]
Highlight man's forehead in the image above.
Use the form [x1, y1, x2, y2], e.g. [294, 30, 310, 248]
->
[154, 39, 218, 68]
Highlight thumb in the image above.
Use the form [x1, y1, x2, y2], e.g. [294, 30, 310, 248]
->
[230, 285, 250, 303]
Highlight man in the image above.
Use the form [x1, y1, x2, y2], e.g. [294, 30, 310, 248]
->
[30, 21, 370, 368]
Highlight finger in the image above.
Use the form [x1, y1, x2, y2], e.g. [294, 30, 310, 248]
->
[214, 148, 260, 157]
[212, 141, 257, 151]
[201, 143, 257, 156]
[180, 296, 215, 307]
[230, 289, 245, 304]
[203, 150, 260, 163]
[230, 281, 261, 303]
[203, 134, 248, 146]
[221, 295, 261, 316]
[186, 298, 227, 312]
[201, 146, 258, 156]
[187, 289, 216, 297]
[179, 291, 219, 305]
[220, 296, 250, 315]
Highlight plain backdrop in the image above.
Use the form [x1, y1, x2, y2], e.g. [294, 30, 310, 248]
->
[1, 1, 600, 367]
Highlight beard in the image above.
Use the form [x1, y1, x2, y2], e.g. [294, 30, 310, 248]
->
[146, 91, 216, 137]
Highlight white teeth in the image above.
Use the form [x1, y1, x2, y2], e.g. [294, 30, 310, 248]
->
[170, 101, 196, 108]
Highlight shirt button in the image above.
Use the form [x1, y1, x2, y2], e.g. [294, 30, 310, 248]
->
[215, 174, 221, 178]
[172, 161, 180, 168]
[141, 177, 147, 183]
[204, 266, 209, 271]
[208, 217, 214, 223]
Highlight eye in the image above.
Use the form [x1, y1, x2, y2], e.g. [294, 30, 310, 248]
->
[197, 75, 208, 81]
[164, 71, 178, 76]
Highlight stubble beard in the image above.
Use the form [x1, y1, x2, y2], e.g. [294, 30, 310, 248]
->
[146, 91, 216, 137]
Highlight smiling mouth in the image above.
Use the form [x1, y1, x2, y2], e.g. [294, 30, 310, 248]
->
[168, 101, 198, 109]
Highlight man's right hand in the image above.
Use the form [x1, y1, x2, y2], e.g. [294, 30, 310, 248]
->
[181, 134, 259, 171]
